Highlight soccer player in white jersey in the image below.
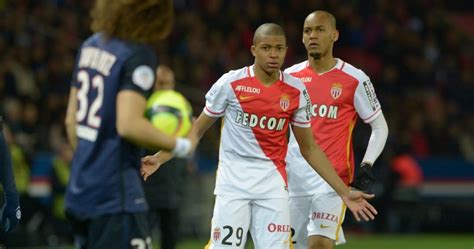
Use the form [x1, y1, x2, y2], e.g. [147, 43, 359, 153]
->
[141, 23, 377, 249]
[284, 11, 389, 249]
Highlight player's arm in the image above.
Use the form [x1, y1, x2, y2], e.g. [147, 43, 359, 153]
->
[292, 125, 377, 221]
[351, 113, 389, 190]
[65, 87, 78, 151]
[362, 113, 388, 165]
[116, 48, 196, 156]
[141, 112, 218, 181]
[141, 71, 230, 180]
[292, 125, 351, 196]
[116, 90, 177, 151]
[0, 121, 21, 233]
[65, 46, 83, 152]
[351, 76, 389, 190]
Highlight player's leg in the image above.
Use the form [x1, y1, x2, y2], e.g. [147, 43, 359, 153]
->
[288, 196, 311, 249]
[87, 212, 152, 249]
[307, 192, 346, 249]
[148, 210, 160, 247]
[159, 207, 179, 249]
[65, 212, 88, 249]
[205, 195, 251, 249]
[250, 198, 291, 249]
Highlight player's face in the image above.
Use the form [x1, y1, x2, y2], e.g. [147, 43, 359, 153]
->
[251, 35, 287, 75]
[302, 14, 338, 59]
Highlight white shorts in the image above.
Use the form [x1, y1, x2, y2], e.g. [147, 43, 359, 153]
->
[289, 192, 346, 249]
[205, 195, 291, 249]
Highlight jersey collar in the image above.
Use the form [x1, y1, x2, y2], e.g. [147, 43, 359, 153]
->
[248, 65, 283, 81]
[306, 58, 344, 75]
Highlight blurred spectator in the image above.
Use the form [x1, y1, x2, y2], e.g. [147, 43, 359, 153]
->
[143, 65, 191, 249]
[387, 146, 424, 233]
[391, 150, 424, 187]
[50, 141, 73, 244]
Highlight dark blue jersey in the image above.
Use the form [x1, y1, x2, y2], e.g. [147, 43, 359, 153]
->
[65, 33, 156, 218]
[0, 117, 18, 198]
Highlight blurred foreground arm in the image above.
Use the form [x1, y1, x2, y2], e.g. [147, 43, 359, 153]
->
[141, 112, 217, 181]
[65, 88, 78, 151]
[65, 87, 198, 156]
[116, 90, 182, 152]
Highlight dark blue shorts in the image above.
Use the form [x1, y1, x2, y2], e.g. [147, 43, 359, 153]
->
[68, 211, 152, 249]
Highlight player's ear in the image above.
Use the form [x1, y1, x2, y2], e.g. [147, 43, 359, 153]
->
[251, 45, 256, 57]
[333, 30, 339, 42]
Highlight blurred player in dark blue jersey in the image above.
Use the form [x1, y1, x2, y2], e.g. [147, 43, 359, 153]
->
[64, 0, 197, 248]
[0, 117, 21, 237]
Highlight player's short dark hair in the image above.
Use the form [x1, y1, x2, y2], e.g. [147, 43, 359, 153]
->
[90, 0, 174, 44]
[253, 23, 286, 45]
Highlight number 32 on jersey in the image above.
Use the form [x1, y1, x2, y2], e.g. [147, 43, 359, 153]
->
[76, 70, 104, 142]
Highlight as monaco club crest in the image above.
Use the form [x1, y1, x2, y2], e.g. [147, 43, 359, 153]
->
[280, 94, 290, 111]
[330, 83, 342, 99]
[213, 227, 221, 241]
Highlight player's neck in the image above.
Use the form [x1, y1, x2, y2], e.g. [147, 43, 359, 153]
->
[309, 55, 337, 74]
[254, 65, 280, 86]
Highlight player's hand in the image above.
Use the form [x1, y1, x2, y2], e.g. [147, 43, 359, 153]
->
[140, 155, 162, 181]
[0, 193, 21, 233]
[350, 163, 376, 191]
[341, 190, 377, 222]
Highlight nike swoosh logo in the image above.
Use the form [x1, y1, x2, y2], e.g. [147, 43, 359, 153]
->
[239, 95, 255, 100]
[320, 224, 332, 229]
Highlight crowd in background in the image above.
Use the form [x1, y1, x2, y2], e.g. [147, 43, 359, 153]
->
[0, 0, 472, 246]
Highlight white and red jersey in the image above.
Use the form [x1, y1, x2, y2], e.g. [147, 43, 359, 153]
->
[204, 65, 311, 198]
[285, 59, 382, 197]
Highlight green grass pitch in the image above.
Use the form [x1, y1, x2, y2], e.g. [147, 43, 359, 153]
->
[176, 234, 474, 249]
